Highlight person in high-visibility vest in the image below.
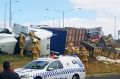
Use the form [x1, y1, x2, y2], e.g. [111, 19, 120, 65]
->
[36, 38, 41, 57]
[29, 31, 41, 40]
[74, 46, 80, 55]
[80, 47, 89, 69]
[19, 33, 25, 56]
[65, 43, 75, 55]
[31, 37, 40, 59]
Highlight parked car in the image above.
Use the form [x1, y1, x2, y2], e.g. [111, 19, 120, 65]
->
[15, 55, 86, 79]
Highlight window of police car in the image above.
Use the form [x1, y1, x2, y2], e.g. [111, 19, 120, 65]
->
[47, 60, 63, 71]
[24, 61, 49, 69]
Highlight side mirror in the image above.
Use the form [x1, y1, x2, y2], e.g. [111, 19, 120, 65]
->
[47, 67, 54, 71]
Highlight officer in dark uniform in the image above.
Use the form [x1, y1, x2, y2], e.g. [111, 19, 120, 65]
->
[0, 61, 20, 79]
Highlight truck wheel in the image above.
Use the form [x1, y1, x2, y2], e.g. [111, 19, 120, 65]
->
[34, 76, 42, 79]
[72, 74, 79, 79]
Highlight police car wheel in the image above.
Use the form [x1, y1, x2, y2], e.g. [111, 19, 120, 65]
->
[34, 76, 42, 79]
[72, 74, 79, 79]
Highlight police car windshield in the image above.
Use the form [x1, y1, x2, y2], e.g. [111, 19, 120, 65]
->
[24, 61, 49, 69]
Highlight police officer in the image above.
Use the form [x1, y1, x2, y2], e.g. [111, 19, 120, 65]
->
[19, 32, 25, 56]
[31, 37, 40, 59]
[80, 47, 89, 69]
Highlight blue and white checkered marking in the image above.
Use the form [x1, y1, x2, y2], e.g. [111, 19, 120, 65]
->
[33, 68, 84, 78]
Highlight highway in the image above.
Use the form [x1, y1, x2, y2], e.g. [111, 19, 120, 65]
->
[86, 73, 120, 79]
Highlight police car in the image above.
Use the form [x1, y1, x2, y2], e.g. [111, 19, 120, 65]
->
[15, 55, 86, 79]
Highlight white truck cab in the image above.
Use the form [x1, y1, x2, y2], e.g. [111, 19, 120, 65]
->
[15, 55, 86, 79]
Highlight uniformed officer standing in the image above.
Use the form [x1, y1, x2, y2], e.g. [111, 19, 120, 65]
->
[19, 33, 25, 56]
[80, 47, 89, 69]
[31, 37, 41, 59]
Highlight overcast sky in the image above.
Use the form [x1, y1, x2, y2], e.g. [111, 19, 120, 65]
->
[0, 0, 120, 38]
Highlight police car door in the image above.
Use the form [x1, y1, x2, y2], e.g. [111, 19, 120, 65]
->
[46, 60, 65, 79]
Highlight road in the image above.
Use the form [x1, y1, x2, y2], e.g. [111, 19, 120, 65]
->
[86, 73, 120, 79]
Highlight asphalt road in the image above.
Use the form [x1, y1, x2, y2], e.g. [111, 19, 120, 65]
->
[86, 73, 120, 79]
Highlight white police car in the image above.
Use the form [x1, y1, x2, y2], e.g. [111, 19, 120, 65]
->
[15, 55, 86, 79]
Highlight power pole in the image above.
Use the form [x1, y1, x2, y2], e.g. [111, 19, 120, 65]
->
[9, 0, 12, 28]
[114, 16, 116, 39]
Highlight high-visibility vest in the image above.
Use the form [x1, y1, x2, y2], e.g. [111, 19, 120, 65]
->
[19, 35, 25, 49]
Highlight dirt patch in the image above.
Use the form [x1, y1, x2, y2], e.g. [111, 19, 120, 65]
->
[86, 56, 120, 74]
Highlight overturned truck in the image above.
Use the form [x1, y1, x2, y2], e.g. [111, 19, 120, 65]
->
[0, 24, 53, 56]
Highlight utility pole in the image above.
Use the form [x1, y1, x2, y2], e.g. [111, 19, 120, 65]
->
[62, 11, 64, 28]
[4, 3, 7, 28]
[58, 19, 60, 28]
[53, 18, 54, 27]
[118, 30, 120, 39]
[43, 16, 54, 27]
[46, 8, 81, 28]
[9, 0, 12, 28]
[114, 16, 116, 39]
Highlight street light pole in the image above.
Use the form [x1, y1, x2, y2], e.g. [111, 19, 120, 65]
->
[46, 8, 81, 28]
[9, 0, 12, 28]
[43, 16, 54, 27]
[118, 30, 120, 39]
[105, 12, 117, 39]
[114, 16, 116, 39]
[9, 0, 18, 28]
[4, 0, 18, 28]
[12, 10, 22, 23]
[53, 18, 54, 27]
[4, 3, 7, 28]
[63, 11, 64, 28]
[58, 19, 60, 28]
